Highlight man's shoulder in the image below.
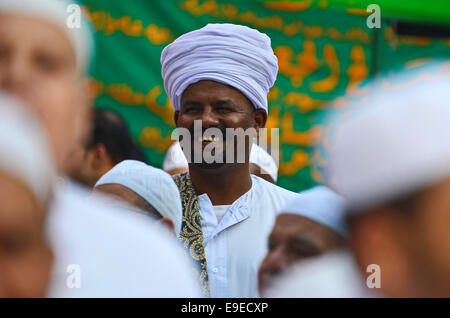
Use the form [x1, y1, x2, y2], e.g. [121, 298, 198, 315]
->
[250, 175, 300, 205]
[251, 175, 299, 196]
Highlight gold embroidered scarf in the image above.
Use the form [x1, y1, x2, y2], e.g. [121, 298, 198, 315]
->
[173, 172, 210, 297]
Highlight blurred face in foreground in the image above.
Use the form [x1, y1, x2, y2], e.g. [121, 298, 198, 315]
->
[351, 176, 450, 297]
[258, 213, 346, 296]
[0, 13, 91, 174]
[0, 171, 53, 297]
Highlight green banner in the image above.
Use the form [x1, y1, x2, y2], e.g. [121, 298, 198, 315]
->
[80, 0, 450, 192]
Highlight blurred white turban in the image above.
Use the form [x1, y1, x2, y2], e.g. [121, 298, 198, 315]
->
[0, 93, 55, 205]
[326, 64, 450, 212]
[0, 0, 94, 73]
[163, 141, 278, 181]
[95, 160, 182, 235]
[280, 186, 347, 237]
[161, 23, 278, 113]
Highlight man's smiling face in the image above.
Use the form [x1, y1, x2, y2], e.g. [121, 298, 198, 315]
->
[175, 80, 266, 170]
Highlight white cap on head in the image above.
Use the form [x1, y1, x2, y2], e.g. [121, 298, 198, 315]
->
[250, 143, 278, 182]
[0, 0, 94, 73]
[326, 64, 450, 212]
[279, 186, 347, 237]
[95, 160, 183, 235]
[0, 93, 55, 205]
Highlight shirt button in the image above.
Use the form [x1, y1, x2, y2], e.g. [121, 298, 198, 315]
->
[212, 267, 218, 273]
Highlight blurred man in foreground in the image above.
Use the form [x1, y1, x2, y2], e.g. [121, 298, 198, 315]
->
[328, 73, 450, 297]
[0, 0, 201, 297]
[268, 64, 450, 297]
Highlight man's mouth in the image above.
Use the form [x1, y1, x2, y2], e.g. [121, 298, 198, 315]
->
[198, 136, 220, 142]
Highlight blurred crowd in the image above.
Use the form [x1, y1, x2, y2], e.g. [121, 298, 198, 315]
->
[0, 0, 449, 298]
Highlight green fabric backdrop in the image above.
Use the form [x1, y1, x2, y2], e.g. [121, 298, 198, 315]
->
[80, 0, 450, 192]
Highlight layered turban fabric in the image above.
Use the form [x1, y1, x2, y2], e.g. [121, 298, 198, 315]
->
[161, 23, 278, 113]
[0, 0, 94, 73]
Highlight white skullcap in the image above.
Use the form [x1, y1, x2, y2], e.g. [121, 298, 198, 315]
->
[163, 141, 189, 172]
[163, 141, 278, 181]
[250, 143, 278, 182]
[279, 186, 347, 237]
[0, 93, 55, 205]
[95, 160, 182, 235]
[0, 0, 94, 73]
[161, 23, 278, 113]
[326, 64, 450, 212]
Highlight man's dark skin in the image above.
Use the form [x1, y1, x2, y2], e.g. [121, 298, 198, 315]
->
[174, 80, 267, 205]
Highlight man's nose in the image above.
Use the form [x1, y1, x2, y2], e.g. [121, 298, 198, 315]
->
[262, 248, 289, 276]
[200, 105, 220, 128]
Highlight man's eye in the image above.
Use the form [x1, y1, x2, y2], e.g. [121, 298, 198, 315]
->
[291, 246, 319, 258]
[216, 107, 231, 113]
[0, 235, 31, 255]
[34, 53, 64, 73]
[184, 107, 199, 113]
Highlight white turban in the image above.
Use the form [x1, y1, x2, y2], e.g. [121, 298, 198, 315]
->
[326, 63, 450, 212]
[279, 186, 347, 237]
[0, 0, 94, 73]
[163, 141, 278, 181]
[0, 93, 55, 205]
[161, 23, 278, 113]
[95, 160, 182, 235]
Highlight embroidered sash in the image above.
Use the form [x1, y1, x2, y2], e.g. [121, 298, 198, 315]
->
[173, 172, 210, 296]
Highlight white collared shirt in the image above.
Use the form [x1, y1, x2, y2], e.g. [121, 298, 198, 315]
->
[198, 175, 300, 298]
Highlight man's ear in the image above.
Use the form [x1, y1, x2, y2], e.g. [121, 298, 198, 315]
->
[253, 109, 267, 132]
[174, 111, 180, 127]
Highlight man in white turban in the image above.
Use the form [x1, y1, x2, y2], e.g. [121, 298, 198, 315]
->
[161, 23, 300, 297]
[0, 0, 201, 297]
[93, 160, 182, 236]
[258, 186, 348, 297]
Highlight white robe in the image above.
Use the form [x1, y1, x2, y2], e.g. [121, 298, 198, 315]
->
[198, 175, 300, 297]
